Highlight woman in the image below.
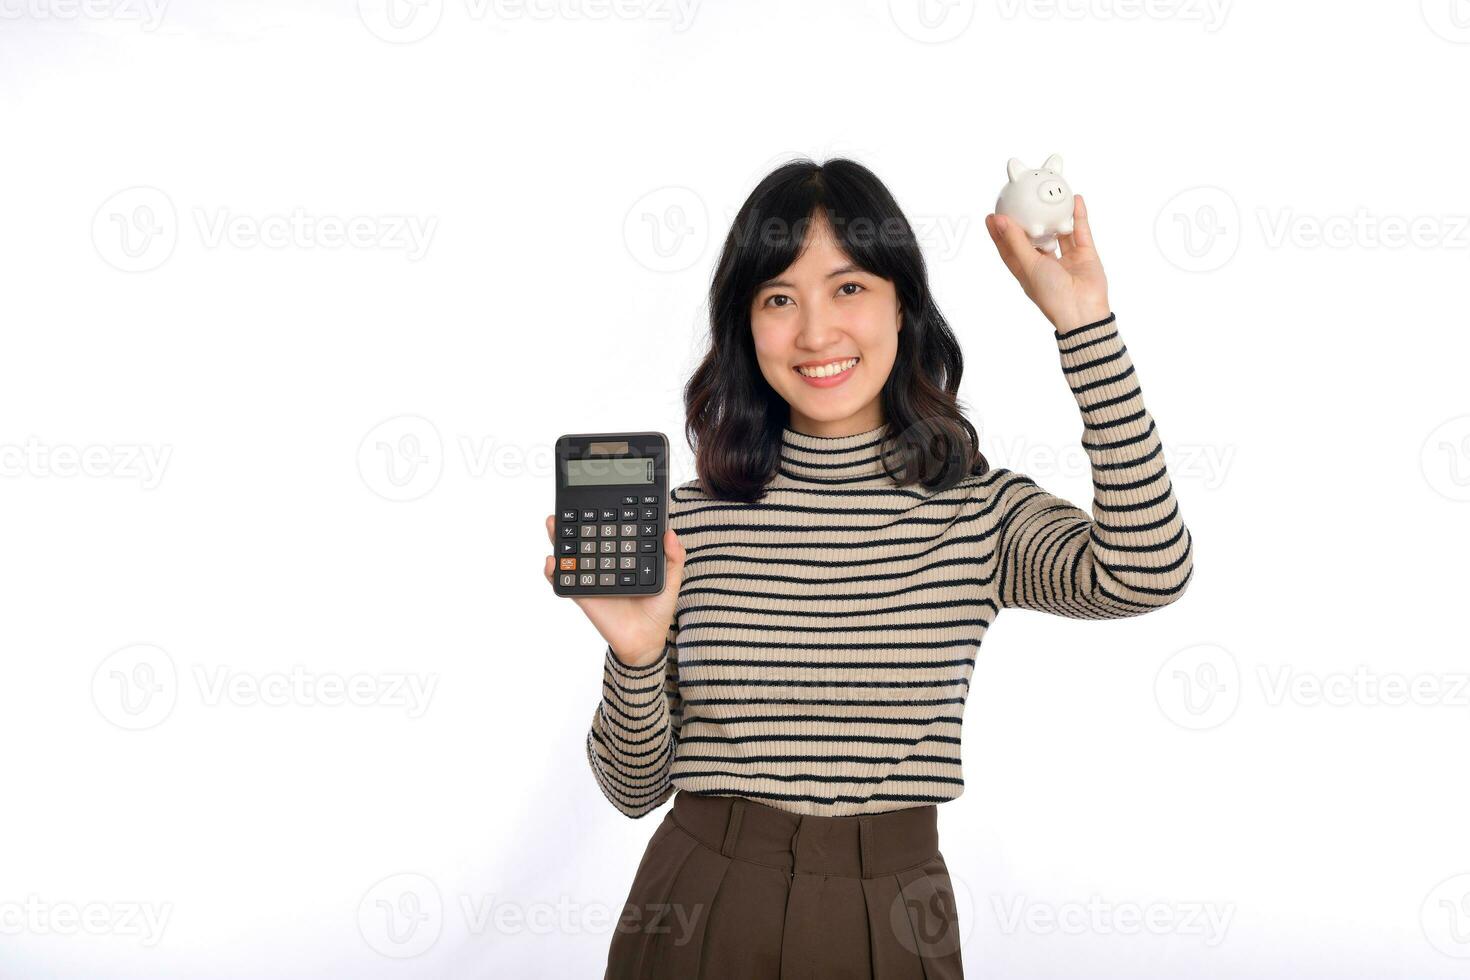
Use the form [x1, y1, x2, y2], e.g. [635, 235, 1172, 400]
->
[543, 158, 1194, 978]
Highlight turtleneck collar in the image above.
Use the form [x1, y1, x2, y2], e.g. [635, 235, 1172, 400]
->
[779, 422, 897, 483]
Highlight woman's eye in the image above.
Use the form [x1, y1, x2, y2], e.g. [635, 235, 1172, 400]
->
[838, 282, 863, 296]
[766, 295, 792, 308]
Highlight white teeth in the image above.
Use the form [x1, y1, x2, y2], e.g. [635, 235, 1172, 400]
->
[795, 357, 858, 378]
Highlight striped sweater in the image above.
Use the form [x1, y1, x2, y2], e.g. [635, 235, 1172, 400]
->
[586, 313, 1194, 818]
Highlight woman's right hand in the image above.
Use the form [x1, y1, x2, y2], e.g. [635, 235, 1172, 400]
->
[544, 515, 686, 669]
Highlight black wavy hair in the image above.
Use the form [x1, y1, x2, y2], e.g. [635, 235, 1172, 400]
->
[684, 156, 988, 502]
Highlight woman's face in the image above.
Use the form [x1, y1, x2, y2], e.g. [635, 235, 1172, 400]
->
[749, 212, 902, 437]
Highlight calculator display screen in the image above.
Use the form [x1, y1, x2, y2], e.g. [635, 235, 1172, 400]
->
[565, 456, 655, 486]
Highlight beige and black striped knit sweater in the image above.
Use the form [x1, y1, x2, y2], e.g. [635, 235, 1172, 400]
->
[587, 313, 1194, 818]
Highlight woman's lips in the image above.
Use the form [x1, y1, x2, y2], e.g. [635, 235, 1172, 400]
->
[793, 357, 859, 388]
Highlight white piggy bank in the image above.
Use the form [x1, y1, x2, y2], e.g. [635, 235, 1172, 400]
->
[994, 153, 1075, 249]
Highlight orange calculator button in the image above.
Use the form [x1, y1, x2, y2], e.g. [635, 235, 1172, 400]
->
[559, 557, 578, 571]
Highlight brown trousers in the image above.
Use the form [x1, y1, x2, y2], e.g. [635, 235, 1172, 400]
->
[603, 789, 965, 979]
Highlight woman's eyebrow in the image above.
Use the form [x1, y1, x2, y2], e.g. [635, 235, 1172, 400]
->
[758, 264, 863, 290]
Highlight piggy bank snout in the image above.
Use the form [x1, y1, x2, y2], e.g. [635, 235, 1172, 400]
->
[1035, 179, 1067, 203]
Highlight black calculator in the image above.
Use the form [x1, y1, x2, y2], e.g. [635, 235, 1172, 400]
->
[553, 431, 668, 597]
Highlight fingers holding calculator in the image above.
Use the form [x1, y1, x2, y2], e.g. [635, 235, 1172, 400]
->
[544, 513, 685, 670]
[546, 431, 683, 669]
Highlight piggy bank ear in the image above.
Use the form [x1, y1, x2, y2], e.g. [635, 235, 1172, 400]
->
[1006, 157, 1027, 182]
[1042, 153, 1063, 174]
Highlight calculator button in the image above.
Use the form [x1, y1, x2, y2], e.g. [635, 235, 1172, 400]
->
[639, 540, 655, 553]
[560, 525, 577, 539]
[638, 557, 656, 585]
[641, 495, 657, 505]
[622, 495, 638, 506]
[619, 572, 636, 585]
[640, 524, 657, 537]
[620, 540, 636, 553]
[559, 573, 575, 587]
[559, 542, 576, 555]
[580, 509, 596, 522]
[600, 523, 617, 537]
[600, 556, 616, 570]
[580, 541, 595, 554]
[579, 557, 596, 570]
[579, 573, 595, 586]
[620, 523, 637, 537]
[600, 540, 616, 554]
[619, 556, 636, 570]
[641, 507, 657, 520]
[621, 507, 637, 521]
[600, 508, 618, 521]
[599, 573, 616, 586]
[559, 557, 577, 571]
[560, 509, 578, 522]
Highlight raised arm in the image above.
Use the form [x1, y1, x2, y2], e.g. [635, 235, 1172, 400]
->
[994, 313, 1194, 617]
[585, 626, 682, 818]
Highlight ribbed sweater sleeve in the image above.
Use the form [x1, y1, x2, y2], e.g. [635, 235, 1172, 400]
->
[585, 625, 682, 818]
[995, 313, 1194, 617]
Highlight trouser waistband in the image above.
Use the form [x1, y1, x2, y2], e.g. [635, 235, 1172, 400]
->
[671, 790, 939, 879]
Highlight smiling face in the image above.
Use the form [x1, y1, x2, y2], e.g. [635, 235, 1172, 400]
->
[749, 211, 902, 437]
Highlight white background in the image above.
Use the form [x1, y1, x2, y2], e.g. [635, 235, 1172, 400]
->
[2, 1, 1468, 977]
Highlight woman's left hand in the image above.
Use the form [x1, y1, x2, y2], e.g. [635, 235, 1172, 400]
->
[985, 193, 1111, 332]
